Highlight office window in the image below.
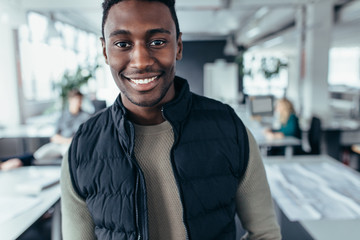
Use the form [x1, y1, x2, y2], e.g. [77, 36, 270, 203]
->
[328, 47, 360, 88]
[19, 12, 102, 101]
[243, 52, 288, 98]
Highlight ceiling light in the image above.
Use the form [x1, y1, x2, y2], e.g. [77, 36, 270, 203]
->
[246, 27, 260, 38]
[255, 7, 269, 19]
[263, 36, 284, 48]
[46, 13, 62, 44]
[224, 36, 238, 56]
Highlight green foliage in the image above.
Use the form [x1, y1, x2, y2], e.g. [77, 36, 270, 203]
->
[260, 57, 288, 80]
[235, 53, 252, 79]
[53, 64, 99, 107]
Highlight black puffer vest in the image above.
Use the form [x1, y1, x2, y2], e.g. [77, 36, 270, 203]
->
[68, 77, 249, 240]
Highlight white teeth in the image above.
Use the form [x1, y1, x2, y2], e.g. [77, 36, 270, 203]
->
[130, 76, 157, 85]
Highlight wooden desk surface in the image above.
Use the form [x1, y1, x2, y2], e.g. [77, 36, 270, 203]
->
[0, 166, 61, 240]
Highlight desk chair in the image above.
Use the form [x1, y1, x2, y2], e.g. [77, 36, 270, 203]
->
[298, 116, 322, 155]
[308, 116, 322, 154]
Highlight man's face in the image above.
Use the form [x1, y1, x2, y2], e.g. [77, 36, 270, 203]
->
[102, 0, 183, 109]
[68, 95, 82, 114]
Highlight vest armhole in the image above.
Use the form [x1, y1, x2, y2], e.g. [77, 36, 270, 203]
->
[68, 128, 87, 200]
[227, 105, 250, 178]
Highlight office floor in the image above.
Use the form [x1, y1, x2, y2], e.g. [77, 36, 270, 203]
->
[17, 211, 53, 240]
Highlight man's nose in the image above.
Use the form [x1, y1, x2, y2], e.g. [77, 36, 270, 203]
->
[129, 44, 154, 70]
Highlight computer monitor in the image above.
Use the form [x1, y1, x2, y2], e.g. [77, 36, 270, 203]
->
[249, 95, 274, 117]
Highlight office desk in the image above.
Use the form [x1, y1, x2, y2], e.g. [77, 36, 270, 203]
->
[0, 124, 56, 156]
[0, 166, 61, 240]
[257, 136, 301, 159]
[264, 155, 360, 240]
[234, 110, 302, 159]
[321, 118, 360, 160]
[0, 124, 55, 139]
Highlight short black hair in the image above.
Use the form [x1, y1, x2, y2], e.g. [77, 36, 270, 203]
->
[68, 89, 83, 98]
[101, 0, 180, 39]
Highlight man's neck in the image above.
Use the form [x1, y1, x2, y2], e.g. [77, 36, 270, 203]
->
[69, 109, 80, 115]
[121, 83, 177, 125]
[127, 107, 165, 125]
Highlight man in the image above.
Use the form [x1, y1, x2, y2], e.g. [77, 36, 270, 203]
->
[61, 0, 281, 239]
[53, 89, 90, 145]
[34, 89, 90, 160]
[1, 90, 89, 169]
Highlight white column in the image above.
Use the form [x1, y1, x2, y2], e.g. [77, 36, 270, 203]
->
[0, 21, 20, 126]
[0, 2, 24, 126]
[287, 6, 306, 113]
[302, 0, 334, 120]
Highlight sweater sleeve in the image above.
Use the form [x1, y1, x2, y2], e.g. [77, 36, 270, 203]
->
[236, 128, 282, 240]
[60, 152, 96, 240]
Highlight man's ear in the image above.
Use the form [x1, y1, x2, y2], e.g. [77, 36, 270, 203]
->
[100, 37, 109, 65]
[176, 33, 183, 61]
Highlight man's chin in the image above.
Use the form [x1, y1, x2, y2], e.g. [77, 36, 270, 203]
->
[128, 98, 163, 108]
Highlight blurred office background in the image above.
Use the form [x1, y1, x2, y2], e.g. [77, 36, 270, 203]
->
[1, 0, 360, 239]
[2, 0, 360, 163]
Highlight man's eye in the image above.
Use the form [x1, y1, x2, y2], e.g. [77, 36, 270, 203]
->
[115, 42, 131, 48]
[149, 40, 166, 47]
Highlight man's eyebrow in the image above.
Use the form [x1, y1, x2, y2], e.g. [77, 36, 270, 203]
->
[147, 28, 171, 36]
[108, 29, 131, 38]
[108, 28, 171, 38]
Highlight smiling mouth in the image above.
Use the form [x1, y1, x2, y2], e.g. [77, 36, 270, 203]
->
[128, 76, 159, 85]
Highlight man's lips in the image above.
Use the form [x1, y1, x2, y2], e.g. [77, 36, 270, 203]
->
[123, 73, 162, 85]
[129, 76, 158, 85]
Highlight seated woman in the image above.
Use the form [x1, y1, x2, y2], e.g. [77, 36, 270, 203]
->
[264, 98, 302, 155]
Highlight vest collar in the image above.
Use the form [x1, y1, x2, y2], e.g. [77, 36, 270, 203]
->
[162, 76, 193, 125]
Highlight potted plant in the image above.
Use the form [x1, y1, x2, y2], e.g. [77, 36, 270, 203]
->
[260, 57, 287, 80]
[53, 64, 99, 109]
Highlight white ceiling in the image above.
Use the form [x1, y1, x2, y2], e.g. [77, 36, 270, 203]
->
[9, 0, 360, 52]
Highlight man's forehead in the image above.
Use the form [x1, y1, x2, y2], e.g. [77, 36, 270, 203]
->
[104, 1, 175, 36]
[106, 0, 171, 22]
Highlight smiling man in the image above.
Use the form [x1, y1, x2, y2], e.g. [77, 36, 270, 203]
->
[101, 0, 182, 125]
[60, 0, 281, 240]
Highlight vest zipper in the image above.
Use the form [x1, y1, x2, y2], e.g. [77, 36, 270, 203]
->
[161, 107, 190, 240]
[137, 167, 148, 240]
[126, 151, 144, 240]
[135, 174, 141, 240]
[126, 122, 148, 240]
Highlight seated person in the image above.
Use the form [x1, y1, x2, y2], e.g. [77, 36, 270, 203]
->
[264, 98, 301, 155]
[1, 90, 90, 169]
[0, 153, 33, 171]
[34, 89, 90, 160]
[352, 144, 360, 155]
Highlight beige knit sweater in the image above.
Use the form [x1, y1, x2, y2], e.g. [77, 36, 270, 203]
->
[61, 122, 281, 240]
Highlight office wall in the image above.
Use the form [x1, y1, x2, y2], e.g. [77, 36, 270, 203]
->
[176, 40, 234, 95]
[0, 2, 26, 126]
[0, 22, 20, 126]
